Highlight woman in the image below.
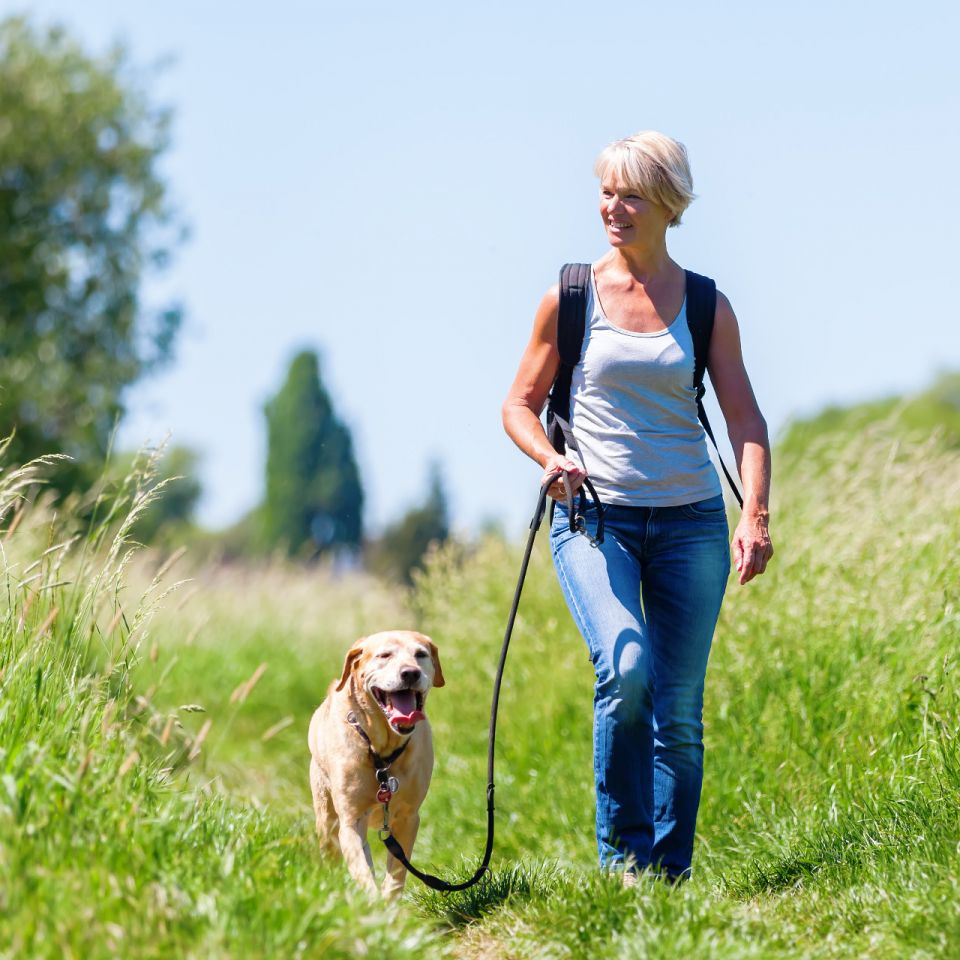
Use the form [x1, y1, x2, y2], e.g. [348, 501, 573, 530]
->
[502, 131, 773, 882]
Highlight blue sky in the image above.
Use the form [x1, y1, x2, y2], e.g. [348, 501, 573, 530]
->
[7, 1, 959, 535]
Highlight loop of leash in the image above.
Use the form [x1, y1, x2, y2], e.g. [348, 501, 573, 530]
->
[378, 469, 603, 892]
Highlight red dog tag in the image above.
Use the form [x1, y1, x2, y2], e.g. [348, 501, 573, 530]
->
[377, 787, 393, 804]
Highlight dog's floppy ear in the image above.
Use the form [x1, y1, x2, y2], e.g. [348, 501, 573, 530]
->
[335, 639, 366, 691]
[425, 637, 445, 688]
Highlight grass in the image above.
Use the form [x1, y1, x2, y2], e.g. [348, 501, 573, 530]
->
[0, 378, 958, 958]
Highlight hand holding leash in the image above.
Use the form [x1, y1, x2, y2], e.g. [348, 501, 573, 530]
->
[541, 456, 586, 501]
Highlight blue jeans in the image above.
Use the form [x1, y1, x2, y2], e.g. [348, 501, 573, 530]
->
[550, 495, 730, 879]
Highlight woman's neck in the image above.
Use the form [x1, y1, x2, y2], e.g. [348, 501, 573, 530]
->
[601, 241, 673, 285]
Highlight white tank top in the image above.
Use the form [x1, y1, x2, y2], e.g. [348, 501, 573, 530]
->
[567, 270, 722, 507]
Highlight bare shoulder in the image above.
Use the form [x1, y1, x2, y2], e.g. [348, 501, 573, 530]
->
[714, 289, 739, 329]
[711, 289, 745, 352]
[532, 283, 561, 340]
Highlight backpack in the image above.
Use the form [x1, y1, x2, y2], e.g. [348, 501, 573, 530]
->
[544, 262, 743, 508]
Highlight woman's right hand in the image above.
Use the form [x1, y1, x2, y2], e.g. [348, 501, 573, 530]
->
[541, 454, 587, 501]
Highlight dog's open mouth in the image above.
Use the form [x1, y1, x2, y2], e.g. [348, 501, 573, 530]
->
[372, 687, 425, 732]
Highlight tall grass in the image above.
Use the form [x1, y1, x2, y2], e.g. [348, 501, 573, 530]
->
[0, 451, 440, 959]
[1, 386, 958, 958]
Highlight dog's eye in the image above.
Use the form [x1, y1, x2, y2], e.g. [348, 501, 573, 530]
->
[415, 650, 429, 659]
[377, 651, 391, 660]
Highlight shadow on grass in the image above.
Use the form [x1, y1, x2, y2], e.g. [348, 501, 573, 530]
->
[411, 861, 563, 928]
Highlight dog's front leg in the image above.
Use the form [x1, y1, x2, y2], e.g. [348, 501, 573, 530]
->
[338, 815, 378, 896]
[310, 759, 341, 857]
[382, 809, 420, 900]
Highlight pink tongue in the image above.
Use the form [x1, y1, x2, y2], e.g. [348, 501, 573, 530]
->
[388, 690, 424, 726]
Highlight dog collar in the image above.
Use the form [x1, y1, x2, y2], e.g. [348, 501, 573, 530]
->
[345, 711, 408, 804]
[345, 711, 409, 770]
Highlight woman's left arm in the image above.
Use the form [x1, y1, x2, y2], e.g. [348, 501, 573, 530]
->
[707, 291, 774, 585]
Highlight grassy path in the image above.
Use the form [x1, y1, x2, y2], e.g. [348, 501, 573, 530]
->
[1, 388, 958, 957]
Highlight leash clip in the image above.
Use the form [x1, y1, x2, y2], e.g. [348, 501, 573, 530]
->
[574, 513, 601, 548]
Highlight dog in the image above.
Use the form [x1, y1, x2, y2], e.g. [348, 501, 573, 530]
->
[308, 630, 444, 898]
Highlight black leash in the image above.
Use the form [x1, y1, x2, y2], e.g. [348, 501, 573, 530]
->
[377, 470, 605, 892]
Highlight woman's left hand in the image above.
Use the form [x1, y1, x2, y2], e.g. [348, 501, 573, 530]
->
[732, 512, 773, 585]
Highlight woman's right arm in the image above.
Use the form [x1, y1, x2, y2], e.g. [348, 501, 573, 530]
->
[501, 285, 586, 498]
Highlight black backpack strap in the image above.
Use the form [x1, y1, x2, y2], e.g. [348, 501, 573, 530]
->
[546, 262, 590, 454]
[685, 270, 744, 508]
[684, 270, 715, 404]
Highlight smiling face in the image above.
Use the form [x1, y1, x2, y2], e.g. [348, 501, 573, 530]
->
[599, 178, 673, 248]
[336, 631, 444, 735]
[593, 132, 695, 231]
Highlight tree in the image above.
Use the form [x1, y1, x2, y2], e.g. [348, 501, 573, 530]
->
[262, 350, 363, 557]
[369, 464, 450, 584]
[0, 18, 183, 492]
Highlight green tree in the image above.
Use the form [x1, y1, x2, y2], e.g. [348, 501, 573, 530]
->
[0, 18, 183, 492]
[262, 350, 363, 557]
[369, 464, 450, 584]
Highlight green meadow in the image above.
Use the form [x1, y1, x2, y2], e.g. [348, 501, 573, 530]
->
[1, 379, 958, 959]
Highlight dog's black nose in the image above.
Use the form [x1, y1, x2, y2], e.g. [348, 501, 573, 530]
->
[400, 668, 422, 686]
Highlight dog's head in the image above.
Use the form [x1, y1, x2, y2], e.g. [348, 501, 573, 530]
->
[336, 630, 444, 735]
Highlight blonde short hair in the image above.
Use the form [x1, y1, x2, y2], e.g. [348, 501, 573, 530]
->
[594, 131, 695, 227]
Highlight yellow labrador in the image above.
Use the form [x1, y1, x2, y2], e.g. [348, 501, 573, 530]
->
[308, 630, 444, 898]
